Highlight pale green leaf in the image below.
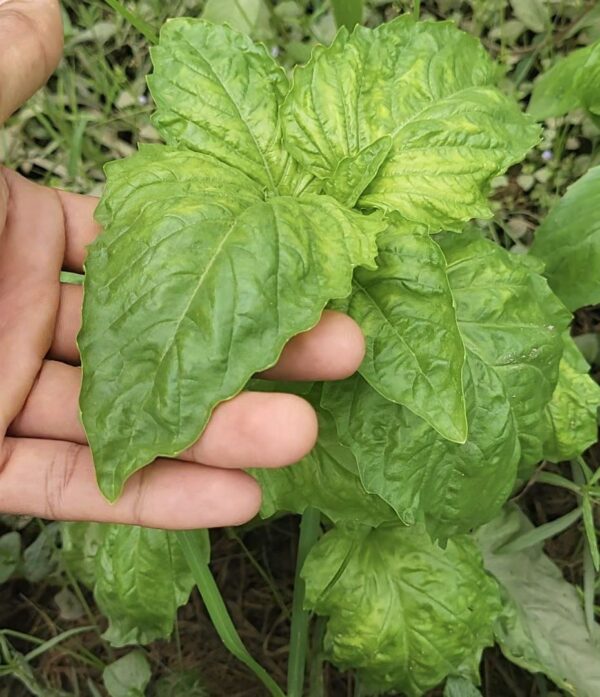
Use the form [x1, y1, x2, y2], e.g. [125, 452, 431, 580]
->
[148, 18, 306, 195]
[509, 0, 549, 33]
[201, 0, 274, 41]
[61, 522, 107, 588]
[478, 506, 600, 697]
[282, 17, 538, 231]
[303, 525, 501, 697]
[530, 165, 600, 310]
[528, 41, 598, 121]
[541, 334, 600, 463]
[338, 225, 467, 443]
[323, 135, 392, 207]
[444, 676, 483, 697]
[439, 229, 570, 470]
[80, 146, 383, 499]
[95, 526, 207, 647]
[103, 651, 151, 697]
[578, 43, 600, 115]
[251, 389, 397, 527]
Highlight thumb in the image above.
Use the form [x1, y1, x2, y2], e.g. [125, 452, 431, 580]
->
[0, 0, 63, 124]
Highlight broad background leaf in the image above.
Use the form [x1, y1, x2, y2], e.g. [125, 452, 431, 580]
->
[303, 525, 501, 697]
[478, 506, 600, 697]
[528, 40, 600, 120]
[531, 165, 600, 311]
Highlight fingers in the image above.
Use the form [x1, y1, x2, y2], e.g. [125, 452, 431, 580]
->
[259, 310, 366, 381]
[0, 168, 64, 434]
[0, 437, 261, 528]
[56, 190, 101, 272]
[9, 361, 318, 469]
[0, 0, 63, 123]
[51, 293, 366, 381]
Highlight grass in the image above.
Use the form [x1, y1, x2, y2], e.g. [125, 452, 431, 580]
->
[2, 1, 600, 695]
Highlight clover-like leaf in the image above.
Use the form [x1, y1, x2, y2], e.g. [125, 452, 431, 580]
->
[80, 147, 382, 499]
[303, 524, 501, 697]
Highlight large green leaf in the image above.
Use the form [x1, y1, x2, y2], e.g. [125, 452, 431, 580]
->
[323, 231, 569, 534]
[282, 16, 538, 230]
[439, 230, 570, 469]
[528, 40, 600, 121]
[252, 390, 397, 527]
[322, 355, 520, 538]
[542, 334, 600, 463]
[80, 146, 382, 499]
[94, 526, 207, 646]
[530, 165, 600, 311]
[148, 18, 303, 195]
[303, 525, 501, 697]
[336, 226, 467, 443]
[478, 506, 600, 697]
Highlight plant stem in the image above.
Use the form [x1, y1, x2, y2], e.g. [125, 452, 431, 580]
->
[176, 531, 285, 697]
[330, 0, 363, 31]
[287, 508, 321, 697]
[103, 0, 159, 44]
[413, 0, 421, 20]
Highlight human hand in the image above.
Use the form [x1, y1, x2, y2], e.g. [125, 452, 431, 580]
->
[0, 1, 366, 528]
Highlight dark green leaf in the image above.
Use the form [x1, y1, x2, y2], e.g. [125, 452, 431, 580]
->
[80, 147, 382, 499]
[338, 226, 467, 443]
[0, 532, 20, 584]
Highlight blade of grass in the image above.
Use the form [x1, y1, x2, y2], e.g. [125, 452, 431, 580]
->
[497, 506, 583, 554]
[103, 0, 158, 44]
[582, 494, 600, 571]
[176, 530, 285, 697]
[24, 626, 94, 662]
[535, 471, 581, 495]
[330, 0, 363, 30]
[288, 508, 321, 697]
